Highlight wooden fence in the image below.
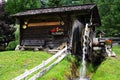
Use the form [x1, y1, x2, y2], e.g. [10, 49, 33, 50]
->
[12, 46, 68, 80]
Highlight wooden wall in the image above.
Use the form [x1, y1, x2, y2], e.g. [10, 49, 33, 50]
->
[19, 14, 72, 46]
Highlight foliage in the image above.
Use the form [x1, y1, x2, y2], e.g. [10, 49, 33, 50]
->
[47, 0, 62, 7]
[5, 0, 41, 14]
[0, 0, 15, 50]
[46, 0, 72, 7]
[95, 0, 120, 37]
[6, 40, 18, 50]
[0, 51, 52, 80]
[14, 24, 20, 40]
[6, 24, 20, 50]
[92, 46, 120, 80]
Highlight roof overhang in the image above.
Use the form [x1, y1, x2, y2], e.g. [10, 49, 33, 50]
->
[11, 4, 101, 26]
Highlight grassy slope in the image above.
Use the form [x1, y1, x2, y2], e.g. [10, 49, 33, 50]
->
[38, 56, 72, 80]
[0, 51, 51, 80]
[1, 46, 119, 80]
[92, 46, 120, 80]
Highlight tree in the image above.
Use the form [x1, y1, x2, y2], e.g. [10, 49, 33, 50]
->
[0, 0, 15, 50]
[5, 0, 41, 14]
[95, 0, 120, 36]
[47, 0, 82, 7]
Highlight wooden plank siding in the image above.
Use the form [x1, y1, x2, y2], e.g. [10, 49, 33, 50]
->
[19, 15, 70, 46]
[21, 26, 53, 39]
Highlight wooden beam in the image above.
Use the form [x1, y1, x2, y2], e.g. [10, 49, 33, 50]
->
[28, 21, 61, 27]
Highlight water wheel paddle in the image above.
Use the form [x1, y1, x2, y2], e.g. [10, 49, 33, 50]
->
[71, 20, 84, 59]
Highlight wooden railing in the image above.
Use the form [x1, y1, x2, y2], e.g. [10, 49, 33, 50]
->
[12, 46, 68, 80]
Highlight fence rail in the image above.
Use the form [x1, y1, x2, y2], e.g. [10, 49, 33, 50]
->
[13, 46, 68, 80]
[101, 37, 120, 43]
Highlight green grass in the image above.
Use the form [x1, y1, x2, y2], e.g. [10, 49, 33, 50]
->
[0, 51, 73, 80]
[38, 57, 72, 80]
[0, 51, 51, 80]
[1, 46, 119, 80]
[92, 46, 120, 80]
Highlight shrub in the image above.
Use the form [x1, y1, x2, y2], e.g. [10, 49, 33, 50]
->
[6, 40, 18, 50]
[6, 24, 20, 50]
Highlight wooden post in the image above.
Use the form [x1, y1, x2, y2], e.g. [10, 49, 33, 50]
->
[24, 69, 28, 80]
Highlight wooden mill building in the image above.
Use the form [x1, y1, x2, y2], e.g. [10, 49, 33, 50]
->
[12, 4, 101, 50]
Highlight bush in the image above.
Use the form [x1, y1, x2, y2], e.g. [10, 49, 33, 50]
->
[6, 24, 20, 50]
[6, 40, 18, 50]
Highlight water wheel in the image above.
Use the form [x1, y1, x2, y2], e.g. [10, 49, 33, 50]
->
[71, 20, 94, 61]
[70, 20, 84, 59]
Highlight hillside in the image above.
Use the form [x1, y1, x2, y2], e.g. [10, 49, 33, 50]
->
[0, 51, 73, 80]
[92, 46, 120, 80]
[0, 46, 119, 80]
[0, 51, 52, 80]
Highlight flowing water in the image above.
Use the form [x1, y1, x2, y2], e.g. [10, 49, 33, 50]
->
[78, 51, 90, 80]
[69, 54, 90, 80]
[73, 49, 90, 80]
[79, 53, 87, 80]
[69, 21, 90, 80]
[79, 23, 89, 80]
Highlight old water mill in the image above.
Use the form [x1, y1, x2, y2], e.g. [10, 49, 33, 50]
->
[8, 3, 116, 80]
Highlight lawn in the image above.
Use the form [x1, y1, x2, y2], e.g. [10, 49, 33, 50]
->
[38, 56, 72, 80]
[0, 51, 51, 80]
[92, 46, 120, 80]
[0, 51, 73, 80]
[0, 46, 119, 80]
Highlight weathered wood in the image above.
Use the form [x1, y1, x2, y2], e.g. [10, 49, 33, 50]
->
[12, 4, 101, 48]
[12, 4, 97, 17]
[20, 26, 53, 46]
[12, 4, 101, 27]
[28, 21, 61, 27]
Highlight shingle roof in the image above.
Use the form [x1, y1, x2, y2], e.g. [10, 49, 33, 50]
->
[12, 4, 101, 26]
[12, 4, 96, 16]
